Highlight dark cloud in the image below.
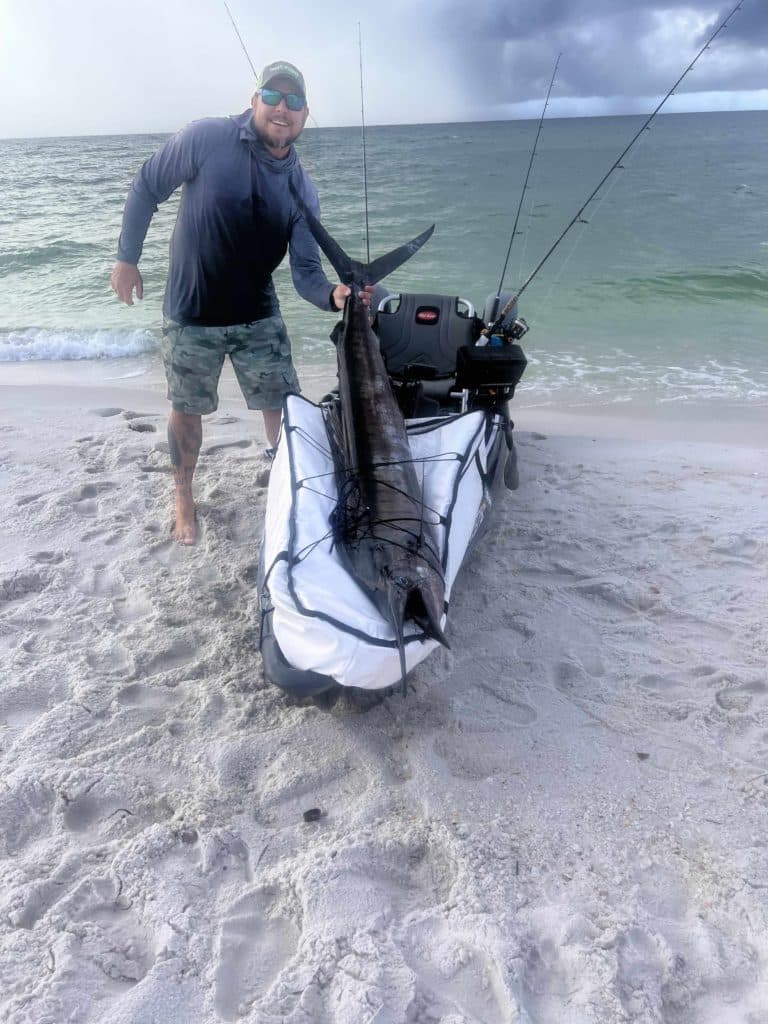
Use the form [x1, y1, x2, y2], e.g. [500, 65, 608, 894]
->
[702, 2, 768, 44]
[434, 1, 767, 104]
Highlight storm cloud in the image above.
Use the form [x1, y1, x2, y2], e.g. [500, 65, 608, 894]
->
[433, 0, 768, 109]
[1, 0, 766, 137]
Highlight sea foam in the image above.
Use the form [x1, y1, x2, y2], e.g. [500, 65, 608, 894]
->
[0, 328, 157, 362]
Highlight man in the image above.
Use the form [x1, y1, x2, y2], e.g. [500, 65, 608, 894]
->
[112, 61, 368, 544]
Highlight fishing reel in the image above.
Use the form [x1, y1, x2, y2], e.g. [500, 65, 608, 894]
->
[479, 291, 528, 343]
[477, 316, 529, 346]
[505, 316, 529, 341]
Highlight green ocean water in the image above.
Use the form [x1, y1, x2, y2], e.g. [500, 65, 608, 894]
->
[1, 111, 766, 409]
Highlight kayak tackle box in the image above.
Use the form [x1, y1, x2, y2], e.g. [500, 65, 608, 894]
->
[455, 343, 527, 390]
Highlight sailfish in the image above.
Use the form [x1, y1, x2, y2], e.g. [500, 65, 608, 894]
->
[291, 187, 448, 690]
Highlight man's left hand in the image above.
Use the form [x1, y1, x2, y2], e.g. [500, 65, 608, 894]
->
[332, 284, 376, 311]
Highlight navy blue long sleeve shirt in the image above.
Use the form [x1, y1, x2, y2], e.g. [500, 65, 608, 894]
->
[117, 110, 334, 326]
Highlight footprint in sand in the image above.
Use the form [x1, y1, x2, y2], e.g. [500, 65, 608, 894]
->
[127, 421, 157, 433]
[75, 563, 123, 597]
[615, 927, 671, 1015]
[0, 570, 48, 610]
[204, 439, 252, 455]
[58, 480, 119, 519]
[90, 407, 124, 417]
[477, 681, 538, 724]
[518, 926, 594, 1022]
[54, 876, 154, 984]
[611, 904, 759, 1021]
[86, 641, 133, 675]
[404, 916, 517, 1024]
[0, 777, 56, 859]
[715, 677, 767, 714]
[637, 671, 684, 693]
[213, 889, 299, 1021]
[552, 658, 589, 695]
[8, 844, 83, 929]
[79, 526, 119, 544]
[122, 410, 160, 421]
[433, 727, 524, 781]
[283, 831, 458, 1018]
[16, 492, 45, 507]
[112, 590, 154, 623]
[132, 637, 198, 680]
[75, 481, 119, 512]
[0, 673, 61, 733]
[711, 532, 760, 560]
[239, 563, 260, 586]
[691, 663, 719, 678]
[117, 682, 176, 709]
[61, 791, 110, 833]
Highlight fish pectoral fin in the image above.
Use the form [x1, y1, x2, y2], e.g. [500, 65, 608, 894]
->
[412, 578, 450, 649]
[413, 599, 450, 650]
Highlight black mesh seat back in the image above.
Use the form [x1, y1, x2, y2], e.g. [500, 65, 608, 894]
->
[374, 294, 477, 378]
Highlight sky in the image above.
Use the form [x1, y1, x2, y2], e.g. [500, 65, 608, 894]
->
[1, 0, 767, 138]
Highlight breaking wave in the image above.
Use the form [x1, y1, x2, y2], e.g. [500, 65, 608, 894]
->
[0, 328, 157, 362]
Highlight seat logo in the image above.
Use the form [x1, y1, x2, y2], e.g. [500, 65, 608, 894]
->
[415, 307, 440, 325]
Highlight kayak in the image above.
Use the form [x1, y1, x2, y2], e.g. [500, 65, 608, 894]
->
[259, 290, 527, 697]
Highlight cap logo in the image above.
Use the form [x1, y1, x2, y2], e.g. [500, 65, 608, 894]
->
[259, 60, 306, 96]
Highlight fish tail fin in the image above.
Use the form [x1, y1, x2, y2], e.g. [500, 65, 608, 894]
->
[289, 181, 434, 289]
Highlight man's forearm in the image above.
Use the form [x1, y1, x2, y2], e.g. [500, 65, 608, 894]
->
[116, 181, 158, 264]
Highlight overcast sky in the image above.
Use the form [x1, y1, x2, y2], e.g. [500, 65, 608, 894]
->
[2, 0, 767, 138]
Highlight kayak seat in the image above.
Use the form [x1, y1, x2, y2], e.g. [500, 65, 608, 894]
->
[374, 294, 479, 381]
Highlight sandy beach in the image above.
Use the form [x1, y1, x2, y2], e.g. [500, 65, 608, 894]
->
[1, 366, 767, 1023]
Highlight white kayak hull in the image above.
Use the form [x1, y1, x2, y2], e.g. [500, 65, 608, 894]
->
[258, 394, 508, 695]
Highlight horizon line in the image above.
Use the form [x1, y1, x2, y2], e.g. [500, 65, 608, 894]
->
[1, 106, 766, 143]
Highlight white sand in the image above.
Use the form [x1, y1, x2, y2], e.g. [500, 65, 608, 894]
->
[1, 372, 767, 1024]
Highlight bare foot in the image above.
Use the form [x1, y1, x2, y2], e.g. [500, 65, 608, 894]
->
[173, 487, 197, 545]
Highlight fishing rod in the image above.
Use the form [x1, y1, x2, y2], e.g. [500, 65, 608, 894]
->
[488, 52, 561, 325]
[222, 0, 258, 78]
[221, 1, 322, 129]
[488, 0, 745, 335]
[358, 23, 371, 265]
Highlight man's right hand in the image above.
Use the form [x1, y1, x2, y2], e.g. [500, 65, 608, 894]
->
[111, 261, 144, 305]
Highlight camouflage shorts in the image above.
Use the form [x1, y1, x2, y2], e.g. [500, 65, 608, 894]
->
[161, 316, 300, 415]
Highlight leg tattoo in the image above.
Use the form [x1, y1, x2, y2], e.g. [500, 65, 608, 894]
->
[168, 411, 202, 544]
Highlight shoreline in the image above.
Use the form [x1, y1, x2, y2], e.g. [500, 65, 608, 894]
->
[1, 356, 765, 448]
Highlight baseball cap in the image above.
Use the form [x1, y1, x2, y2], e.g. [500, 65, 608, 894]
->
[257, 61, 306, 98]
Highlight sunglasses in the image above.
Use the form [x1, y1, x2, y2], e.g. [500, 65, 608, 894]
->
[259, 87, 306, 112]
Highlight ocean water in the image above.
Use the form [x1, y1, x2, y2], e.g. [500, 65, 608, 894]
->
[1, 111, 767, 411]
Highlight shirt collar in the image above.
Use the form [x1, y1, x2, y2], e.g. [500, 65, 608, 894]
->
[237, 108, 258, 142]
